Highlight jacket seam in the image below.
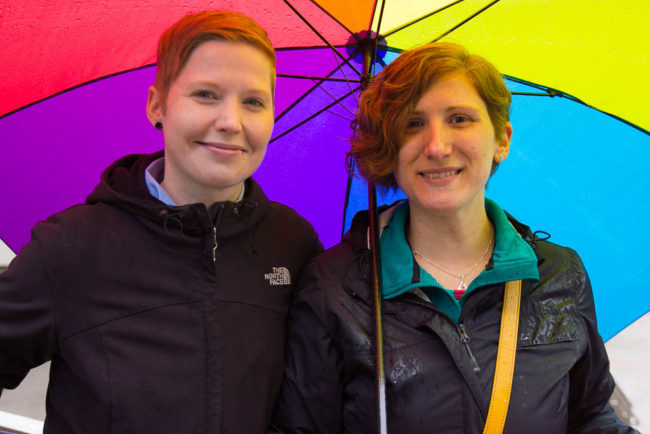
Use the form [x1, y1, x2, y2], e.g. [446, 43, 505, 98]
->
[96, 325, 113, 434]
[216, 299, 288, 316]
[59, 299, 202, 344]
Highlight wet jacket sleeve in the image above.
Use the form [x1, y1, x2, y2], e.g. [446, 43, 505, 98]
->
[0, 237, 56, 393]
[271, 260, 344, 434]
[566, 252, 637, 433]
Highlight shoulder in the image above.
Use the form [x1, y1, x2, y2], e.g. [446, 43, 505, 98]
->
[259, 201, 323, 256]
[31, 202, 122, 243]
[504, 210, 588, 287]
[295, 239, 367, 311]
[267, 200, 316, 231]
[307, 240, 360, 278]
[247, 178, 320, 244]
[534, 239, 588, 285]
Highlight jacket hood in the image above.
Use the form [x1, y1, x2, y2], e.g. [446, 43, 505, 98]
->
[86, 151, 270, 239]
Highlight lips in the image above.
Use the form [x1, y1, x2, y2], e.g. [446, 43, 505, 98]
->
[197, 141, 245, 155]
[419, 168, 461, 179]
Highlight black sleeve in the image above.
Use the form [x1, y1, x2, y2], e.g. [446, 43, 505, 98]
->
[0, 236, 56, 392]
[272, 260, 344, 434]
[566, 251, 637, 433]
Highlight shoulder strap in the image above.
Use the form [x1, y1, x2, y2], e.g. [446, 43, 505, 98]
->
[483, 279, 522, 434]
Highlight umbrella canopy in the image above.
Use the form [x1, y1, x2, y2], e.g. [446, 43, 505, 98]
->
[1, 0, 648, 341]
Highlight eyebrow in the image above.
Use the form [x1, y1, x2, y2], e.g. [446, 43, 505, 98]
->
[190, 81, 272, 98]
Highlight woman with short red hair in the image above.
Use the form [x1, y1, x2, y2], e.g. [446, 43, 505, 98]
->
[0, 10, 321, 433]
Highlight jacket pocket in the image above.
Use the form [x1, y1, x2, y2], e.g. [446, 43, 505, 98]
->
[519, 306, 578, 346]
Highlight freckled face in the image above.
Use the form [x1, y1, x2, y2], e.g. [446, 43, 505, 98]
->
[393, 73, 511, 217]
[147, 41, 274, 204]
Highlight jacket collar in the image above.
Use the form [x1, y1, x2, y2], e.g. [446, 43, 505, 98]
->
[379, 199, 539, 300]
[343, 199, 544, 306]
[86, 151, 269, 239]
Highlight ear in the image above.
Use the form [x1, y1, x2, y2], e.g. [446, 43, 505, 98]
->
[146, 86, 164, 127]
[494, 122, 513, 163]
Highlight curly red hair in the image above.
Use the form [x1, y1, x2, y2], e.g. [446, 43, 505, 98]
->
[348, 42, 511, 188]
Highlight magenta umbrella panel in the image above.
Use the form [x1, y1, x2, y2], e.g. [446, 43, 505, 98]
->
[0, 45, 387, 250]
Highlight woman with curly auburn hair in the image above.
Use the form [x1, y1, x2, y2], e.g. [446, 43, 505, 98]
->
[273, 42, 633, 433]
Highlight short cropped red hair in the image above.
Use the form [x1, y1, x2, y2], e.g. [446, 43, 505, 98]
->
[349, 42, 511, 188]
[153, 10, 276, 110]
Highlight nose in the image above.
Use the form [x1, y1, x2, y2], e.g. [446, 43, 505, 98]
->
[422, 121, 452, 159]
[213, 98, 242, 134]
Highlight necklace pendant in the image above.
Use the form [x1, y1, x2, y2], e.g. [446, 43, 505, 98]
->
[457, 275, 468, 291]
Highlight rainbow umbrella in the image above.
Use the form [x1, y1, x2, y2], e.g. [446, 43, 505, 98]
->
[1, 0, 649, 345]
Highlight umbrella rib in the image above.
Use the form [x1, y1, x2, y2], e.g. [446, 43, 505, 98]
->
[505, 75, 650, 136]
[306, 0, 360, 41]
[324, 108, 354, 122]
[0, 63, 157, 120]
[382, 0, 464, 38]
[505, 75, 585, 104]
[312, 79, 357, 117]
[282, 0, 362, 77]
[275, 60, 362, 122]
[270, 86, 359, 143]
[328, 51, 361, 106]
[283, 0, 361, 105]
[431, 0, 501, 43]
[371, 0, 388, 76]
[278, 74, 360, 83]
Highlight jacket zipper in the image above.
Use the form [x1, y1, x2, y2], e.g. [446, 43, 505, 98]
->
[458, 323, 481, 373]
[212, 204, 225, 263]
[212, 226, 218, 263]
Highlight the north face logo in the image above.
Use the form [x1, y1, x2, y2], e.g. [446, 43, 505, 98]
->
[264, 267, 291, 285]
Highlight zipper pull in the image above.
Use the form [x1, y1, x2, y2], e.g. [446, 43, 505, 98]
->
[212, 226, 218, 262]
[458, 323, 481, 373]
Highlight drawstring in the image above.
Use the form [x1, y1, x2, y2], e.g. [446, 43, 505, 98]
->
[531, 230, 551, 248]
[160, 209, 184, 235]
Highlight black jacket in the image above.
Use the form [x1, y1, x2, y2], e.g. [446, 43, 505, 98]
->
[273, 208, 634, 433]
[0, 152, 322, 433]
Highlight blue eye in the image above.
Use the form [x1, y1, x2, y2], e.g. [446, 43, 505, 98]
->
[193, 90, 216, 100]
[244, 98, 265, 109]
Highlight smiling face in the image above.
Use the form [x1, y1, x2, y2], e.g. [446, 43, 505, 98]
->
[146, 40, 274, 205]
[393, 72, 512, 218]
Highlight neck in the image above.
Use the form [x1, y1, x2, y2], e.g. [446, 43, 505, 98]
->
[407, 200, 494, 270]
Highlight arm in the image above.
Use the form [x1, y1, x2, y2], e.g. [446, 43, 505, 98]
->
[272, 261, 344, 434]
[0, 237, 56, 392]
[567, 251, 637, 433]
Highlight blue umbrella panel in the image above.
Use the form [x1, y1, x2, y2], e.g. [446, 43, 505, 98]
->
[344, 79, 650, 341]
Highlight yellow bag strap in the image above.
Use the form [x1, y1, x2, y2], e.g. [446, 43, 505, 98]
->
[482, 279, 522, 434]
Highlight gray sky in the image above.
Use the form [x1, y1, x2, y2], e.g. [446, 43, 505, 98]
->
[0, 238, 16, 266]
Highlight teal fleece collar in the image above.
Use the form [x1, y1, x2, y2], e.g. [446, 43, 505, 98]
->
[380, 199, 539, 312]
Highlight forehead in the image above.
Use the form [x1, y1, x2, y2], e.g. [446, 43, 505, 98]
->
[173, 40, 275, 92]
[415, 73, 484, 108]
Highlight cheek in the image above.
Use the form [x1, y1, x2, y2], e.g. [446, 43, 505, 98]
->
[393, 150, 413, 189]
[250, 116, 275, 147]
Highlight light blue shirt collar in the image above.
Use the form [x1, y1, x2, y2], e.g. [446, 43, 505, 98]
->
[144, 157, 245, 205]
[145, 158, 176, 206]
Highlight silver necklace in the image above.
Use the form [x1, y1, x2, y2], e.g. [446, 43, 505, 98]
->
[412, 235, 494, 291]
